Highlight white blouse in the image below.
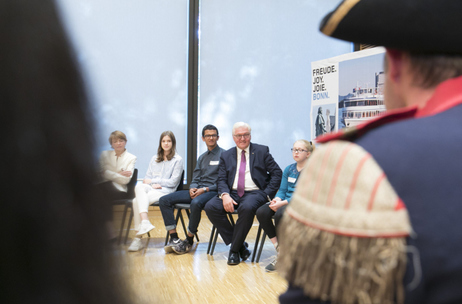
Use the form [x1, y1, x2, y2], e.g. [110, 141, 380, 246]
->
[99, 149, 137, 192]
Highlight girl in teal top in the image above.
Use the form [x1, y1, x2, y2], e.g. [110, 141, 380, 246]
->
[256, 139, 315, 271]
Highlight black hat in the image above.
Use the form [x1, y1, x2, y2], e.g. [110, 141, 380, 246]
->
[320, 0, 462, 54]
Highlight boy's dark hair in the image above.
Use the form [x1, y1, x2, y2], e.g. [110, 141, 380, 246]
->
[202, 124, 219, 137]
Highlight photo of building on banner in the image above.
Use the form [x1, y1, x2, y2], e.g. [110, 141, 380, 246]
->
[310, 47, 386, 139]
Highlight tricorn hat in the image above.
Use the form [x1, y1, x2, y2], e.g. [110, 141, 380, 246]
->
[320, 0, 462, 54]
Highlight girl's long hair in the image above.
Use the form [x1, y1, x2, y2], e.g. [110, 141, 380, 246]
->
[156, 130, 176, 162]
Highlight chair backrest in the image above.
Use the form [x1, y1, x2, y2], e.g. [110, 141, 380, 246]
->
[126, 168, 138, 199]
[176, 170, 184, 191]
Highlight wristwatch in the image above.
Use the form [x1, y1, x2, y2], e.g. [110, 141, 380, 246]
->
[203, 187, 207, 192]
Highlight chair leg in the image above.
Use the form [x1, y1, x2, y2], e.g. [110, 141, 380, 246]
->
[228, 213, 235, 225]
[252, 225, 263, 262]
[164, 231, 169, 245]
[178, 210, 188, 238]
[118, 203, 129, 245]
[124, 207, 134, 244]
[208, 214, 235, 256]
[207, 226, 215, 254]
[256, 232, 267, 263]
[210, 227, 219, 256]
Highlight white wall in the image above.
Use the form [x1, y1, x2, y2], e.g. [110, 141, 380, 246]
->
[55, 0, 351, 176]
[198, 0, 351, 169]
[56, 0, 189, 177]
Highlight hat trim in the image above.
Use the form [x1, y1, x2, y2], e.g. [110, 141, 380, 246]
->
[278, 216, 407, 304]
[286, 205, 410, 238]
[321, 0, 361, 36]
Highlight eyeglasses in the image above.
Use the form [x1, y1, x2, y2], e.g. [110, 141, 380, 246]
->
[291, 148, 308, 153]
[203, 134, 218, 139]
[233, 134, 250, 139]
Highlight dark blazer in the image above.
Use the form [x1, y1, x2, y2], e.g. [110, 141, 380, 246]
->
[217, 142, 282, 199]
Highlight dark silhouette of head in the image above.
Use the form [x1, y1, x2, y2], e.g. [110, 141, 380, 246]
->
[0, 1, 129, 302]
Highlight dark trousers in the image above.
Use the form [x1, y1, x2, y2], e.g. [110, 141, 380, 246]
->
[255, 203, 287, 239]
[158, 189, 217, 234]
[204, 190, 267, 252]
[96, 181, 128, 221]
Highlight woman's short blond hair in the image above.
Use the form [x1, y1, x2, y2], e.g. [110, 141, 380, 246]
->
[108, 130, 127, 146]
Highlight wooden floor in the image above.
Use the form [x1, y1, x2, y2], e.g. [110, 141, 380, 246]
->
[113, 207, 288, 304]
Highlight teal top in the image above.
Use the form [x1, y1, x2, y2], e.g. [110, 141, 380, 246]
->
[275, 163, 300, 202]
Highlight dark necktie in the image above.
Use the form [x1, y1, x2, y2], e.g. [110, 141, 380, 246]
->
[237, 150, 246, 197]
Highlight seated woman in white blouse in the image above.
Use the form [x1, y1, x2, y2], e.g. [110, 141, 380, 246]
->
[98, 130, 137, 239]
[128, 130, 184, 252]
[99, 131, 137, 197]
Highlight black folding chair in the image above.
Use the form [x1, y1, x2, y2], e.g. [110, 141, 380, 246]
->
[164, 203, 200, 245]
[112, 168, 138, 245]
[207, 210, 238, 256]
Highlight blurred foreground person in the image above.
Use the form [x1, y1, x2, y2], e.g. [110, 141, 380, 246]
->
[278, 0, 462, 303]
[0, 0, 130, 303]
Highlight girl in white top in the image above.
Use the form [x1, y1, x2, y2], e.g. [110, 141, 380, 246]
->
[128, 131, 184, 252]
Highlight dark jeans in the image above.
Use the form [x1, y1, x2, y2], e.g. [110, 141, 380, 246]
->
[255, 203, 287, 239]
[158, 189, 217, 234]
[204, 190, 267, 252]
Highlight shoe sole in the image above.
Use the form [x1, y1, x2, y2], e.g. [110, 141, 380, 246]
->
[136, 225, 155, 236]
[164, 246, 174, 253]
[128, 245, 143, 252]
[172, 247, 191, 255]
[128, 247, 143, 252]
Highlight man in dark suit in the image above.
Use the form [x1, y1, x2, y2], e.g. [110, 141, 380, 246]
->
[204, 122, 282, 265]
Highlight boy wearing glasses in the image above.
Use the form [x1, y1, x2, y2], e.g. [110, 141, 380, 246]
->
[159, 125, 224, 254]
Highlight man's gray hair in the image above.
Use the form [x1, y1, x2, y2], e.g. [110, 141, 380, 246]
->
[232, 122, 251, 135]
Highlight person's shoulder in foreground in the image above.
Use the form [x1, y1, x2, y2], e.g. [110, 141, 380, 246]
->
[278, 0, 462, 303]
[1, 0, 131, 302]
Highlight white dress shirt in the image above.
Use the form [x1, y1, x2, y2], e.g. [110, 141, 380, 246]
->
[232, 146, 259, 192]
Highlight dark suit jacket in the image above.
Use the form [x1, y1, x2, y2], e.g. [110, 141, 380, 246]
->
[217, 143, 282, 199]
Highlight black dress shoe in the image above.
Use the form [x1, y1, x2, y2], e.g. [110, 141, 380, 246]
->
[228, 252, 240, 265]
[239, 242, 251, 261]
